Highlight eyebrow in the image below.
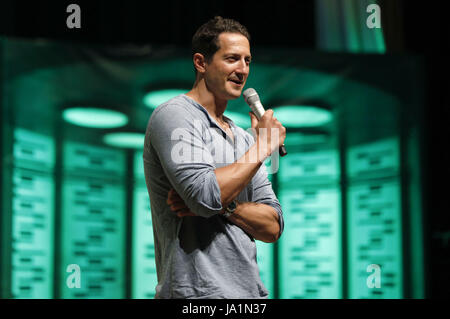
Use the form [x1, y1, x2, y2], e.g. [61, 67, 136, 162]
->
[225, 53, 252, 61]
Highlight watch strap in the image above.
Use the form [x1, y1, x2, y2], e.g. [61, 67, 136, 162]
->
[223, 200, 237, 218]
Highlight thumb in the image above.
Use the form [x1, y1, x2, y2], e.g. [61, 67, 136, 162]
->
[249, 111, 258, 129]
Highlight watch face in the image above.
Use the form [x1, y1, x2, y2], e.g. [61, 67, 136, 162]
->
[228, 200, 237, 211]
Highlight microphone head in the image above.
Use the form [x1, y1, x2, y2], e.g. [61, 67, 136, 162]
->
[243, 88, 260, 105]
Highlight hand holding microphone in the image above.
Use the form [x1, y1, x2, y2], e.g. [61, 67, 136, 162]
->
[243, 88, 288, 157]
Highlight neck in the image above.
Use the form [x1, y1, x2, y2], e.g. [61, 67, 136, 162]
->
[186, 78, 228, 123]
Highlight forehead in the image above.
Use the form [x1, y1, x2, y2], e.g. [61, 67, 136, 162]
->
[216, 32, 251, 55]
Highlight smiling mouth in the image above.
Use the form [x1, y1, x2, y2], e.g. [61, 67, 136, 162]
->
[228, 79, 244, 85]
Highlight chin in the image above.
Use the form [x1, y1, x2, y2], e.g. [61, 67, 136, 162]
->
[228, 93, 241, 100]
[226, 88, 243, 100]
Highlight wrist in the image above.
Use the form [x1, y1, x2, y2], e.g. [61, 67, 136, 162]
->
[222, 200, 238, 218]
[255, 138, 270, 162]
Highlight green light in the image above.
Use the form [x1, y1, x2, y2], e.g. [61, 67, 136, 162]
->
[63, 108, 128, 128]
[143, 89, 188, 109]
[274, 106, 332, 128]
[224, 110, 251, 128]
[284, 132, 328, 146]
[103, 132, 145, 149]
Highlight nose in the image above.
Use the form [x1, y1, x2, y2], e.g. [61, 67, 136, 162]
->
[236, 58, 249, 76]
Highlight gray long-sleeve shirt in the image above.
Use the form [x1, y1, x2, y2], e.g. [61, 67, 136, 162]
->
[143, 94, 284, 299]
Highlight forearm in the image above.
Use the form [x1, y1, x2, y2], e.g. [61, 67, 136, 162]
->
[226, 201, 280, 243]
[215, 140, 269, 206]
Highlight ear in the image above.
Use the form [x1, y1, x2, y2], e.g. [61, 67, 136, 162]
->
[193, 53, 207, 74]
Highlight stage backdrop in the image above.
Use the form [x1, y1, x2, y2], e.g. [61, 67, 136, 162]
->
[0, 36, 425, 299]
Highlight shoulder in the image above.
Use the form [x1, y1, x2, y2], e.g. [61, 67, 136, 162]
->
[146, 95, 208, 140]
[147, 95, 206, 135]
[149, 95, 194, 123]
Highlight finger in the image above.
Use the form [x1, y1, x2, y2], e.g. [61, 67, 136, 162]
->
[262, 109, 274, 120]
[171, 197, 185, 208]
[177, 210, 197, 217]
[169, 198, 185, 207]
[249, 111, 258, 129]
[170, 202, 189, 211]
[168, 191, 183, 202]
[166, 188, 174, 204]
[177, 212, 196, 217]
[167, 188, 184, 205]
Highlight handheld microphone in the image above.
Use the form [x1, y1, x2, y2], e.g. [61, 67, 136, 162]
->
[243, 88, 287, 157]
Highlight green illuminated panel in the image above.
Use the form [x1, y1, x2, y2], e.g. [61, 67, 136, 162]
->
[255, 151, 275, 297]
[347, 138, 403, 299]
[255, 241, 274, 299]
[61, 142, 126, 298]
[134, 151, 145, 180]
[11, 128, 55, 298]
[13, 128, 55, 171]
[347, 137, 399, 179]
[279, 186, 341, 298]
[347, 180, 402, 298]
[64, 142, 126, 177]
[132, 151, 158, 298]
[278, 142, 341, 299]
[132, 186, 157, 298]
[12, 169, 54, 298]
[279, 149, 340, 185]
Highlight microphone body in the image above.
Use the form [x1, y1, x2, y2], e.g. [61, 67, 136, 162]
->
[243, 88, 287, 157]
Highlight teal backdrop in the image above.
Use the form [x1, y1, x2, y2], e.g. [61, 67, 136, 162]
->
[0, 35, 425, 299]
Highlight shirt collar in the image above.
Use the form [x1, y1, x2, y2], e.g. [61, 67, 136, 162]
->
[181, 94, 238, 132]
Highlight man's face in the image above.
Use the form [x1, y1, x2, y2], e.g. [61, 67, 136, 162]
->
[203, 32, 251, 101]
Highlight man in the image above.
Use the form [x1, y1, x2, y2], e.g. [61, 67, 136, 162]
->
[143, 16, 286, 299]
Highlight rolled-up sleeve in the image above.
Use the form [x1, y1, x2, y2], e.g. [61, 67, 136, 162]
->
[251, 158, 285, 238]
[146, 103, 223, 218]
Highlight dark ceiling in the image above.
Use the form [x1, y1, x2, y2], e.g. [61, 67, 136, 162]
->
[0, 0, 444, 56]
[0, 0, 316, 48]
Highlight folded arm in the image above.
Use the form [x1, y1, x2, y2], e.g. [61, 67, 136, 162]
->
[227, 201, 280, 243]
[214, 111, 285, 242]
[150, 104, 285, 243]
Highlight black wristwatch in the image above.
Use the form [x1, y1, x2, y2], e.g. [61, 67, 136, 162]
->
[223, 200, 237, 218]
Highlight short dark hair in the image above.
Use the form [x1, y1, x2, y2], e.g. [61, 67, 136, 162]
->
[191, 16, 251, 64]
